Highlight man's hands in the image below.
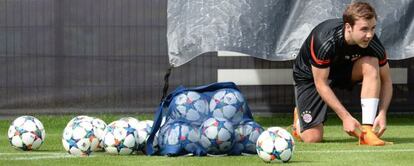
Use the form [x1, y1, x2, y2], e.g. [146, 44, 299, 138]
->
[373, 112, 387, 137]
[342, 112, 387, 138]
[342, 115, 363, 138]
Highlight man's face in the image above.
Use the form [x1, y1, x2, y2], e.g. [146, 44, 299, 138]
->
[347, 18, 376, 48]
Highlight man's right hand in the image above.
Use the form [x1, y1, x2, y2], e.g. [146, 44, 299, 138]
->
[342, 116, 362, 137]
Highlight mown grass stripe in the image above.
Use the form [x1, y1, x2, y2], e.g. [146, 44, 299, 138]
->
[9, 155, 78, 160]
[296, 149, 414, 153]
[0, 152, 68, 155]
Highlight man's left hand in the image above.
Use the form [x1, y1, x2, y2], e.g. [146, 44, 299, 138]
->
[372, 112, 387, 137]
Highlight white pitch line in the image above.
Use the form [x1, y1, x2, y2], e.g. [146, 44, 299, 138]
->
[9, 155, 77, 160]
[1, 149, 414, 159]
[2, 154, 97, 161]
[0, 152, 98, 160]
[296, 149, 414, 153]
[0, 152, 68, 155]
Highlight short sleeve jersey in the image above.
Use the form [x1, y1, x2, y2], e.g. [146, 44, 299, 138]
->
[293, 18, 387, 82]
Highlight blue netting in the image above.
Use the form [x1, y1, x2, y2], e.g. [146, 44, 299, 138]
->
[146, 82, 264, 156]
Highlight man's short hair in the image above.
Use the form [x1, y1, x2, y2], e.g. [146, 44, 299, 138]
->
[343, 2, 377, 27]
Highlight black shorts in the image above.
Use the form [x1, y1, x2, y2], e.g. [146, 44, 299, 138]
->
[294, 60, 363, 132]
[294, 81, 328, 132]
[294, 79, 359, 132]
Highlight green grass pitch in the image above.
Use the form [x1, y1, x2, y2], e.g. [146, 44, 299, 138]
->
[0, 113, 413, 166]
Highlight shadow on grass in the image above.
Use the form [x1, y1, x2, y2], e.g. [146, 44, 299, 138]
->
[288, 160, 316, 164]
[382, 137, 414, 144]
[322, 138, 357, 143]
[29, 149, 63, 153]
[321, 137, 414, 144]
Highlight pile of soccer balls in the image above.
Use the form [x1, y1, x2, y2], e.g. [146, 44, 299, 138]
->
[158, 89, 265, 156]
[7, 109, 294, 162]
[6, 115, 155, 157]
[61, 115, 155, 156]
[156, 88, 295, 162]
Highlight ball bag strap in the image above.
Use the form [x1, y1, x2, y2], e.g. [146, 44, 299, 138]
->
[145, 85, 185, 155]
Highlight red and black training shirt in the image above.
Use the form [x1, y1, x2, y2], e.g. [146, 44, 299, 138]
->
[293, 18, 388, 82]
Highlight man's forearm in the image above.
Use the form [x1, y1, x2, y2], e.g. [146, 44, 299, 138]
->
[315, 81, 351, 120]
[379, 80, 392, 114]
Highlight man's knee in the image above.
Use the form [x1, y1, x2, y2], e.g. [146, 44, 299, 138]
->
[300, 124, 324, 143]
[302, 134, 323, 143]
[353, 56, 380, 81]
[358, 56, 378, 63]
[360, 56, 379, 70]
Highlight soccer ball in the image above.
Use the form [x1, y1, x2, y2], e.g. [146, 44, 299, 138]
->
[66, 115, 94, 127]
[158, 122, 199, 155]
[256, 127, 295, 163]
[119, 117, 140, 129]
[91, 117, 107, 151]
[66, 116, 106, 152]
[62, 120, 99, 156]
[169, 91, 209, 125]
[135, 120, 154, 152]
[199, 117, 235, 155]
[209, 88, 246, 124]
[103, 120, 139, 155]
[232, 121, 264, 155]
[8, 116, 45, 151]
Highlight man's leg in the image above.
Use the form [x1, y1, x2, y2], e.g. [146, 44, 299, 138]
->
[292, 107, 301, 141]
[352, 56, 380, 94]
[293, 82, 327, 143]
[293, 107, 323, 143]
[351, 56, 385, 146]
[301, 124, 324, 143]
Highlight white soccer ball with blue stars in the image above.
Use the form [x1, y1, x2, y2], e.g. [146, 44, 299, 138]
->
[66, 115, 94, 127]
[103, 120, 139, 155]
[8, 116, 45, 151]
[256, 127, 295, 163]
[209, 88, 246, 124]
[158, 122, 199, 155]
[91, 117, 107, 151]
[135, 120, 154, 152]
[119, 117, 140, 129]
[65, 116, 106, 152]
[169, 91, 209, 125]
[232, 121, 264, 155]
[62, 120, 99, 156]
[199, 117, 235, 155]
